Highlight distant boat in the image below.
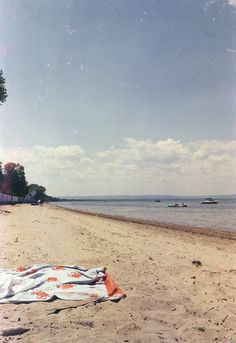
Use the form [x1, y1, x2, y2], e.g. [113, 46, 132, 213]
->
[154, 199, 161, 202]
[168, 203, 187, 208]
[168, 203, 180, 208]
[200, 198, 218, 204]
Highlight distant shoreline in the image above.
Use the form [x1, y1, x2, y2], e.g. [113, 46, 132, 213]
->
[49, 204, 236, 240]
[48, 195, 236, 202]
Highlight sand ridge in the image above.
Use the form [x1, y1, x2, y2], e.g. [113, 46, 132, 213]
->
[0, 204, 235, 342]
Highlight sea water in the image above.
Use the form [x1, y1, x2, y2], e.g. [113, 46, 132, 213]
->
[51, 198, 236, 232]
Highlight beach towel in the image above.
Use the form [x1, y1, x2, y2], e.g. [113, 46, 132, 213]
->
[0, 264, 125, 304]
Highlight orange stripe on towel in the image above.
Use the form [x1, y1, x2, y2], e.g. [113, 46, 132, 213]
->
[104, 272, 125, 297]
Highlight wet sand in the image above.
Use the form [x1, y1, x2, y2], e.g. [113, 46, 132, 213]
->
[0, 204, 235, 342]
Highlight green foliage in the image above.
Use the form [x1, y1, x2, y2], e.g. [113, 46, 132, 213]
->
[0, 161, 47, 201]
[0, 161, 3, 189]
[27, 184, 46, 201]
[2, 162, 28, 197]
[0, 70, 7, 104]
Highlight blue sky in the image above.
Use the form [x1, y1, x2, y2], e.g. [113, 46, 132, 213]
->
[0, 0, 235, 195]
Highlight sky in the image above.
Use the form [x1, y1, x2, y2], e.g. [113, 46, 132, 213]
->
[0, 0, 235, 196]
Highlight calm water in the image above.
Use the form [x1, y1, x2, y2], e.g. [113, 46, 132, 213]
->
[51, 198, 236, 232]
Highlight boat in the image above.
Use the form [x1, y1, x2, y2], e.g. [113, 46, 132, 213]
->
[168, 203, 187, 208]
[168, 203, 180, 208]
[154, 199, 161, 202]
[200, 198, 218, 204]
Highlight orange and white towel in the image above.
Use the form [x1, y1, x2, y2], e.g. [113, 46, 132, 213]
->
[0, 264, 125, 303]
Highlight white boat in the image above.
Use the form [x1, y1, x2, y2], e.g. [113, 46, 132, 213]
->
[168, 203, 180, 208]
[167, 203, 187, 208]
[200, 198, 218, 204]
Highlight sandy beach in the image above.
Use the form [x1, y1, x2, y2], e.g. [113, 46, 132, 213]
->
[0, 204, 235, 343]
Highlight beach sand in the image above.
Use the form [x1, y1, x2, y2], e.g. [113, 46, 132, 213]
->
[0, 204, 235, 342]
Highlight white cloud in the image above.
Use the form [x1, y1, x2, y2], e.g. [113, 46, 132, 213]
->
[205, 0, 236, 9]
[33, 145, 84, 159]
[98, 138, 190, 164]
[228, 0, 236, 6]
[0, 139, 235, 196]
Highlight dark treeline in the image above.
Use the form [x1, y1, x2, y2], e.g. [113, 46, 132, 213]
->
[0, 69, 7, 105]
[0, 161, 47, 201]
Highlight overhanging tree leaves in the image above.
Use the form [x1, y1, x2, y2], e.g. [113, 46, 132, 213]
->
[0, 70, 8, 104]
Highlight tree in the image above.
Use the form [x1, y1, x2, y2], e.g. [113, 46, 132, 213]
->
[0, 161, 3, 191]
[0, 70, 7, 104]
[27, 184, 47, 201]
[1, 162, 15, 194]
[1, 161, 48, 201]
[13, 164, 28, 197]
[2, 162, 28, 197]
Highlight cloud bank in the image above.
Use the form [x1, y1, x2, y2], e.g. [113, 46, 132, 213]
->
[0, 139, 235, 196]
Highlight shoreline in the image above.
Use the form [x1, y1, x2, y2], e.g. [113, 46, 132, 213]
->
[49, 204, 236, 240]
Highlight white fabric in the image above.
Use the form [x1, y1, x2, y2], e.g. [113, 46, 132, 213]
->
[0, 264, 125, 303]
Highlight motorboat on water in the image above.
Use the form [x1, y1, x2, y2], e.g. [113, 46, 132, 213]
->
[168, 203, 187, 208]
[200, 198, 218, 204]
[168, 203, 179, 208]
